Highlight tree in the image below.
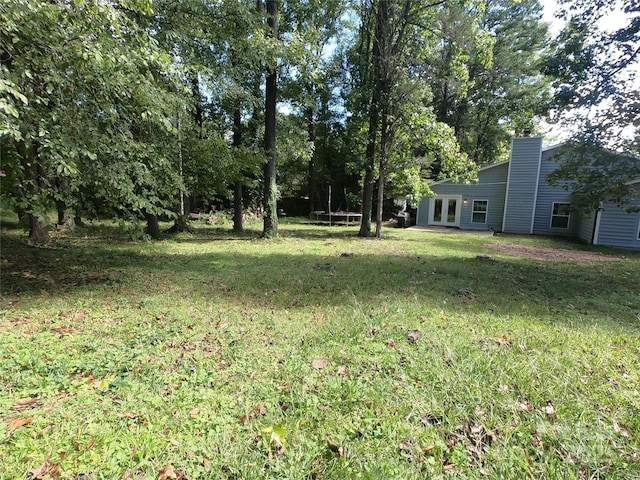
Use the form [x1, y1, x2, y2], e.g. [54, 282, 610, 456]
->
[546, 143, 640, 213]
[543, 0, 639, 208]
[0, 0, 181, 243]
[347, 0, 477, 238]
[429, 0, 551, 165]
[263, 0, 279, 238]
[545, 0, 639, 151]
[279, 0, 347, 214]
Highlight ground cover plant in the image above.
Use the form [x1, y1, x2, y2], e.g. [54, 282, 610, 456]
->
[1, 216, 639, 479]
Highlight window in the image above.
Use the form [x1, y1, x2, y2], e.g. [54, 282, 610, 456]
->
[551, 202, 571, 229]
[472, 200, 488, 224]
[434, 199, 443, 222]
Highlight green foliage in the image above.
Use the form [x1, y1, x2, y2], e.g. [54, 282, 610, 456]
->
[430, 0, 552, 165]
[546, 0, 639, 151]
[0, 0, 184, 229]
[1, 218, 639, 478]
[546, 143, 640, 213]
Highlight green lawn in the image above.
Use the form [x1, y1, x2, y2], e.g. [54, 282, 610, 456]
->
[1, 217, 639, 479]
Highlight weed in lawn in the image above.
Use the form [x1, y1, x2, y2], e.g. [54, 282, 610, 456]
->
[1, 217, 639, 479]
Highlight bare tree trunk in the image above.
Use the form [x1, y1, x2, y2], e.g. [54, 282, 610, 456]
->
[375, 116, 388, 238]
[28, 214, 52, 245]
[145, 213, 161, 239]
[233, 108, 244, 232]
[306, 104, 316, 215]
[262, 0, 279, 238]
[358, 81, 379, 238]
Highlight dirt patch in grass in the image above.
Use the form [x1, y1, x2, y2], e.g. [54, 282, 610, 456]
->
[486, 242, 624, 262]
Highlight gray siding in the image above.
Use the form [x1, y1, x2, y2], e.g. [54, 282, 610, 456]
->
[416, 162, 508, 230]
[594, 187, 640, 249]
[578, 211, 596, 244]
[503, 137, 543, 234]
[416, 198, 429, 225]
[531, 147, 580, 237]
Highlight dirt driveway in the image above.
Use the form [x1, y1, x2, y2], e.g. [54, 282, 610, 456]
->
[486, 242, 624, 262]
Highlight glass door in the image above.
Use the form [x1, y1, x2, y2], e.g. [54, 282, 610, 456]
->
[430, 196, 460, 226]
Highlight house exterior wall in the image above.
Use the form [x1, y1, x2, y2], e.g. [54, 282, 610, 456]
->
[415, 138, 639, 250]
[578, 210, 597, 244]
[594, 185, 640, 249]
[531, 147, 580, 237]
[502, 137, 543, 234]
[416, 162, 508, 230]
[416, 198, 429, 225]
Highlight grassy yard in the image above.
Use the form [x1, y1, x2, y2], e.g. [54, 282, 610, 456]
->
[1, 216, 639, 479]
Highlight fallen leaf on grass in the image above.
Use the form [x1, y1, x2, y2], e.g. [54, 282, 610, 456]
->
[614, 422, 631, 438]
[189, 408, 201, 415]
[335, 365, 347, 377]
[51, 326, 77, 336]
[407, 329, 422, 343]
[30, 459, 58, 479]
[519, 401, 534, 412]
[7, 416, 32, 432]
[324, 437, 345, 457]
[117, 412, 141, 419]
[311, 358, 330, 369]
[544, 401, 556, 418]
[398, 441, 416, 451]
[158, 465, 177, 480]
[11, 398, 40, 412]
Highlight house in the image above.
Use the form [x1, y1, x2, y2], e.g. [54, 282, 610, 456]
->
[416, 136, 640, 250]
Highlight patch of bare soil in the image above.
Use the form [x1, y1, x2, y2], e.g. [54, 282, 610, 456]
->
[486, 243, 624, 262]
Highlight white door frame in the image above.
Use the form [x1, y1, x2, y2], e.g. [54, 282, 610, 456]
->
[428, 195, 462, 227]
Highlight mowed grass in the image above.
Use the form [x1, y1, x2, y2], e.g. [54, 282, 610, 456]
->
[1, 216, 639, 479]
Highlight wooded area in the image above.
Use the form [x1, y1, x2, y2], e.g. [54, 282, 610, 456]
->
[1, 0, 638, 243]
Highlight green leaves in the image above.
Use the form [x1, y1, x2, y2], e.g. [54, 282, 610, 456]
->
[262, 423, 289, 451]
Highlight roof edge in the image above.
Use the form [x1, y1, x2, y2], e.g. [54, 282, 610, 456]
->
[428, 160, 510, 187]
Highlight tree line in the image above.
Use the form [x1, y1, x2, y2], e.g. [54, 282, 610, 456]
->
[1, 0, 638, 243]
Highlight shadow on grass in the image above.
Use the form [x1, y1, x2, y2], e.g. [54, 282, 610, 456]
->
[2, 227, 639, 328]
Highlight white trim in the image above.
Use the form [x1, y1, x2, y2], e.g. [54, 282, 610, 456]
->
[541, 141, 568, 153]
[502, 139, 515, 231]
[529, 146, 543, 234]
[428, 195, 462, 227]
[471, 199, 489, 224]
[636, 217, 640, 241]
[593, 209, 602, 245]
[550, 202, 571, 229]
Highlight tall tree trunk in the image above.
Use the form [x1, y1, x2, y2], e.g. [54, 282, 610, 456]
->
[20, 140, 52, 245]
[56, 201, 65, 225]
[233, 107, 244, 232]
[28, 214, 52, 245]
[359, 166, 374, 237]
[306, 104, 316, 215]
[359, 0, 386, 238]
[145, 213, 161, 239]
[375, 111, 390, 238]
[191, 75, 204, 140]
[262, 0, 278, 238]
